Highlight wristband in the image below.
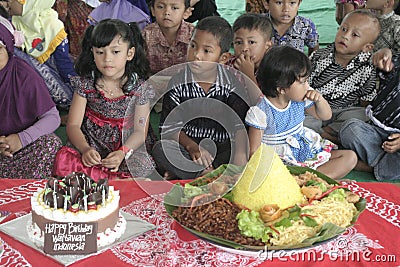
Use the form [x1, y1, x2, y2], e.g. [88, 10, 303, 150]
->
[118, 146, 133, 158]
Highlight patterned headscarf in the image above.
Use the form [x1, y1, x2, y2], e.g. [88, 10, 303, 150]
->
[11, 0, 67, 63]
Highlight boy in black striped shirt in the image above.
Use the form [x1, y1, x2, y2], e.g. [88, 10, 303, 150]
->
[152, 16, 251, 179]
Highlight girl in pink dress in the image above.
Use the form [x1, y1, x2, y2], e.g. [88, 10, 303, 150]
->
[53, 19, 155, 180]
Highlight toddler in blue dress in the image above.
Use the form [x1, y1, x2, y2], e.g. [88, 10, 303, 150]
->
[246, 46, 357, 180]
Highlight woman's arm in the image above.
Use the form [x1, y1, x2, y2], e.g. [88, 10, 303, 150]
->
[0, 106, 60, 157]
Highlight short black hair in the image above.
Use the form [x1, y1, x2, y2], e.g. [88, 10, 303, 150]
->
[150, 0, 191, 9]
[257, 46, 311, 98]
[233, 13, 273, 40]
[195, 16, 233, 53]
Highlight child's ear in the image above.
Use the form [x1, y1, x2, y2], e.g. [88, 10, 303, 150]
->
[150, 6, 155, 17]
[183, 7, 193, 20]
[127, 47, 135, 61]
[218, 52, 231, 64]
[264, 40, 273, 53]
[362, 43, 374, 53]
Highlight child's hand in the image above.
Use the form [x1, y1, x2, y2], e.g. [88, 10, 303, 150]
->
[372, 48, 393, 72]
[188, 145, 214, 168]
[234, 53, 255, 79]
[82, 147, 102, 167]
[304, 90, 324, 103]
[102, 150, 125, 172]
[0, 134, 22, 158]
[382, 133, 400, 153]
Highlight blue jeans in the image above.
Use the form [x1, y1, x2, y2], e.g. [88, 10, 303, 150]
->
[339, 118, 400, 181]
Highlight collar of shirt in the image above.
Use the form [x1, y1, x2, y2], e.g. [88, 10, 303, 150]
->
[271, 15, 300, 39]
[378, 11, 395, 20]
[153, 21, 193, 47]
[328, 44, 372, 70]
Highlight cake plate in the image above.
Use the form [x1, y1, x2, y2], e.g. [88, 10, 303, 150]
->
[0, 211, 155, 266]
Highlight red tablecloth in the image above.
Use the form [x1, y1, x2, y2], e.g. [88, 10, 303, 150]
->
[0, 179, 398, 267]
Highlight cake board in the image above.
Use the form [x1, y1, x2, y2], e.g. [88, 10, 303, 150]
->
[0, 211, 155, 266]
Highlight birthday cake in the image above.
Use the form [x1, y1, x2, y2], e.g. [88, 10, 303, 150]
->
[27, 173, 126, 249]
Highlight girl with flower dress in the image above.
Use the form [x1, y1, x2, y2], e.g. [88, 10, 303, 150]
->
[53, 19, 155, 180]
[245, 46, 357, 180]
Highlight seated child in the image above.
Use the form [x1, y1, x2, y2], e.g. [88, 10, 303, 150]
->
[340, 48, 400, 181]
[306, 9, 380, 143]
[142, 0, 194, 75]
[152, 16, 250, 179]
[246, 45, 357, 180]
[53, 19, 155, 180]
[264, 0, 319, 56]
[4, 0, 76, 108]
[366, 0, 400, 53]
[229, 13, 273, 86]
[0, 16, 62, 179]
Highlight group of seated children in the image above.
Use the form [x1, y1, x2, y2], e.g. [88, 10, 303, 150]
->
[0, 0, 399, 181]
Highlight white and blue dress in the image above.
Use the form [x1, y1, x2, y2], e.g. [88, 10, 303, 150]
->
[245, 95, 336, 168]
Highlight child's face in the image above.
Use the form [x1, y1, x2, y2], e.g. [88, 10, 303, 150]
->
[282, 76, 309, 102]
[335, 14, 377, 57]
[233, 28, 272, 69]
[151, 0, 190, 30]
[265, 0, 301, 25]
[0, 45, 8, 71]
[187, 29, 230, 75]
[92, 35, 135, 80]
[187, 29, 229, 63]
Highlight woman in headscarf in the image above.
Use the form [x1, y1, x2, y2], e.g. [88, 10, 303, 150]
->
[3, 0, 76, 109]
[0, 16, 63, 179]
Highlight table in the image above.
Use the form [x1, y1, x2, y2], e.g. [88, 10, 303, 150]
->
[0, 178, 398, 267]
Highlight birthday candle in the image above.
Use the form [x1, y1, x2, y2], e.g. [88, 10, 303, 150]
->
[64, 195, 68, 211]
[53, 192, 57, 210]
[83, 195, 88, 212]
[102, 188, 105, 206]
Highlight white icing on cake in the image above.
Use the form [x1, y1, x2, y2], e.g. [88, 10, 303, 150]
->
[27, 186, 126, 250]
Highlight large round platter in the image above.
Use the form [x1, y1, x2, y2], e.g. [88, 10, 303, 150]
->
[164, 165, 366, 253]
